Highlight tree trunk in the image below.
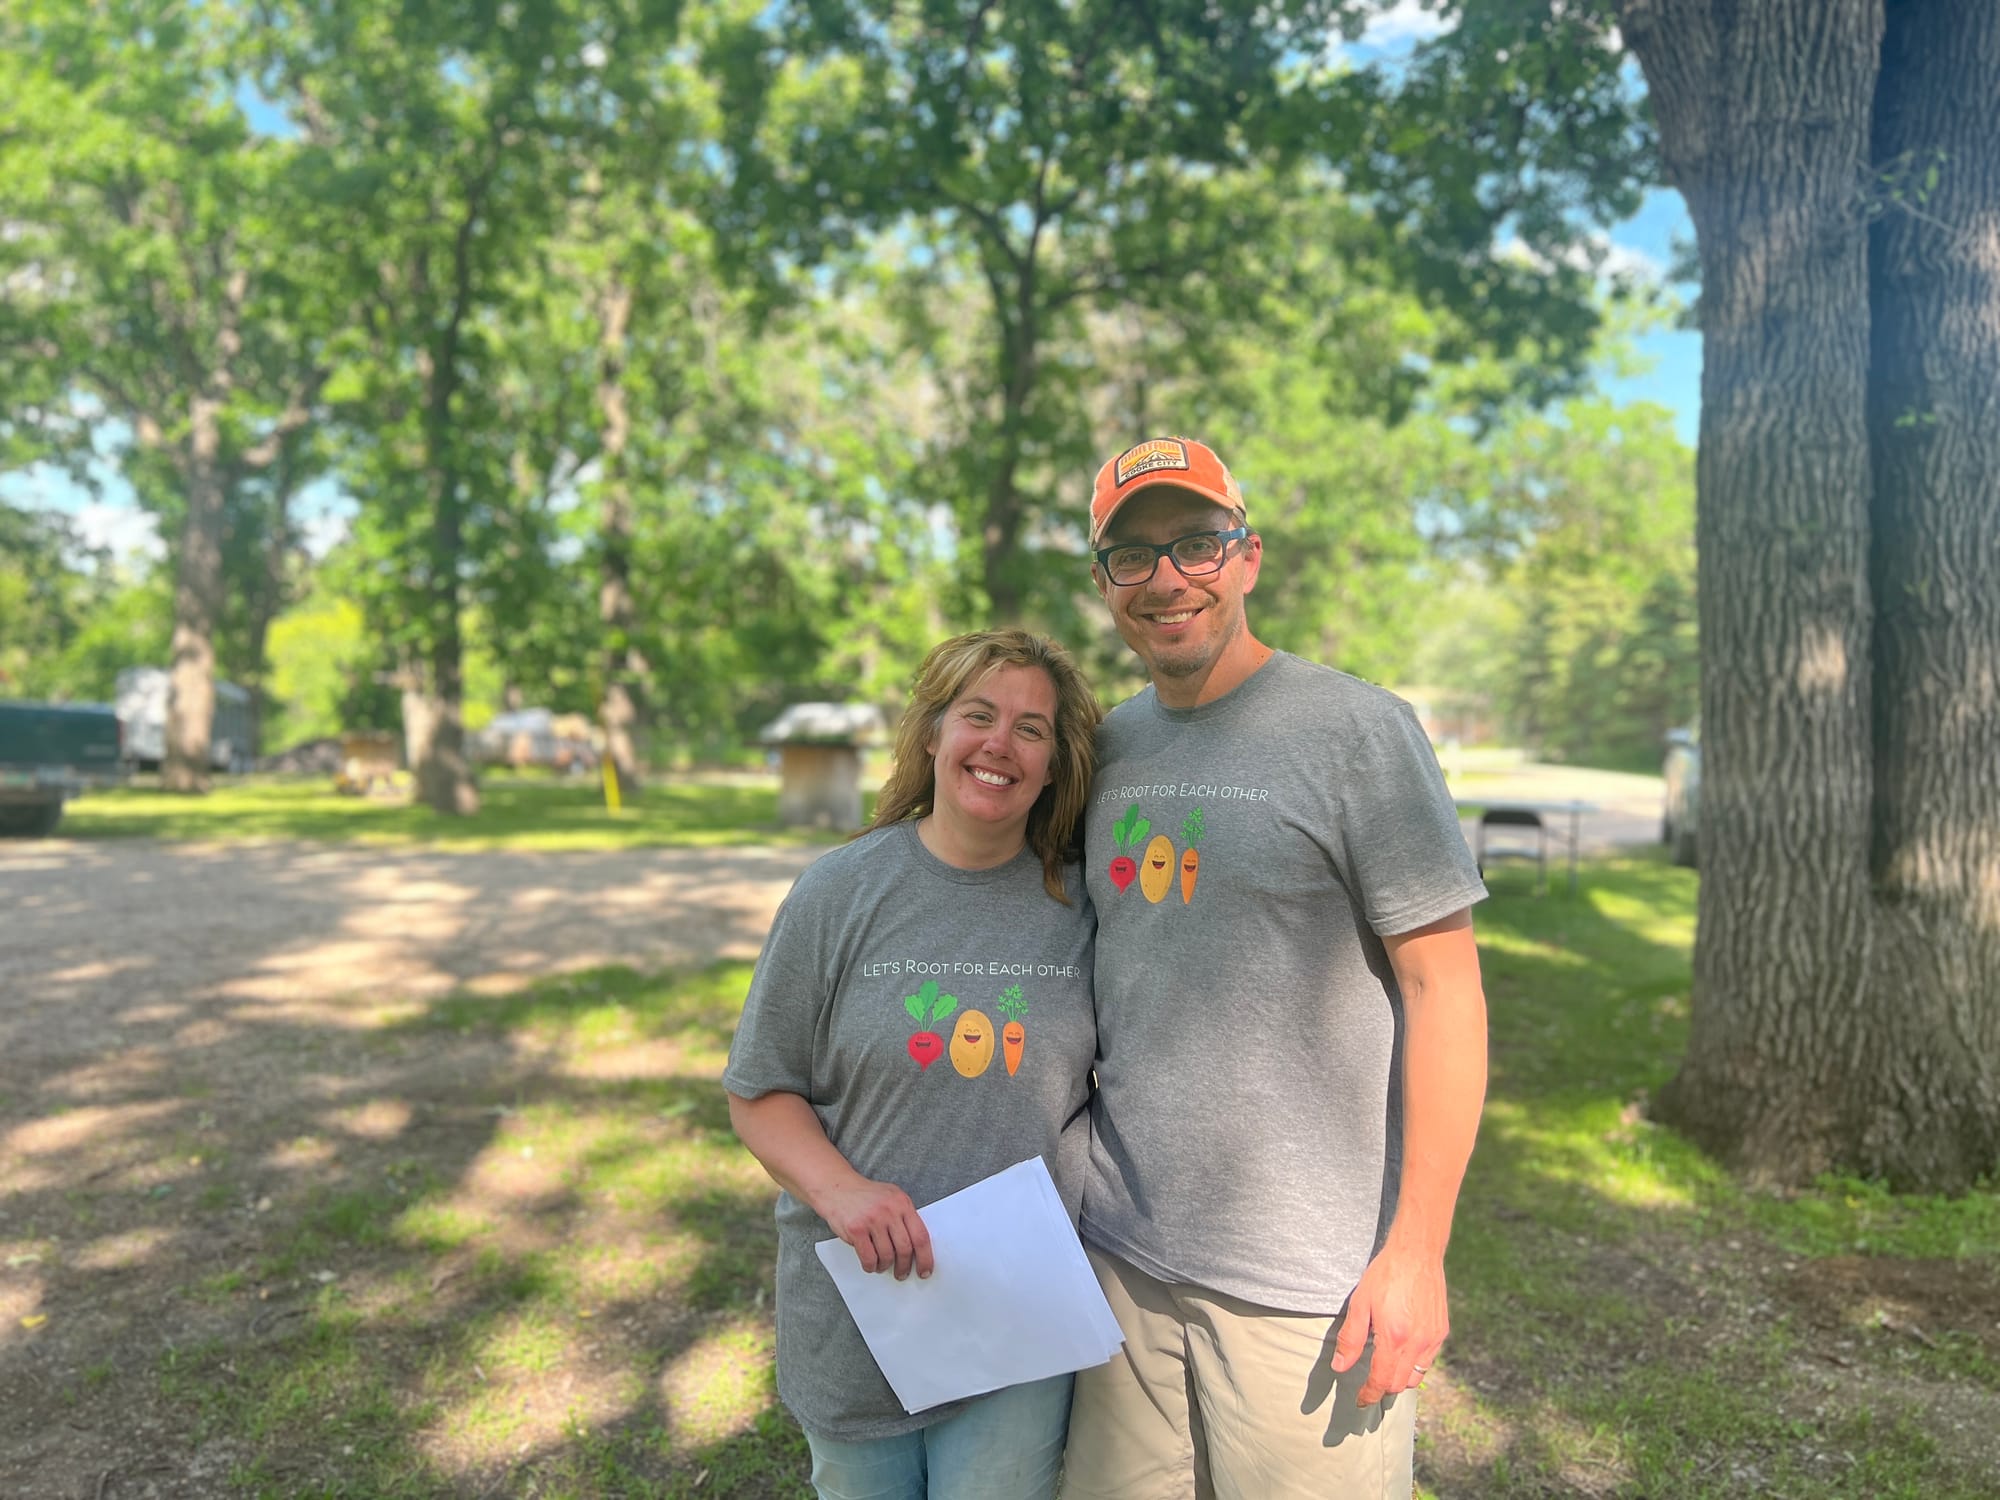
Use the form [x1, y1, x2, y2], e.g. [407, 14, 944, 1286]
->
[1859, 0, 2000, 1186]
[595, 276, 647, 791]
[979, 266, 1039, 624]
[417, 595, 478, 816]
[241, 447, 299, 766]
[415, 449, 478, 815]
[1622, 0, 1884, 1182]
[162, 397, 226, 793]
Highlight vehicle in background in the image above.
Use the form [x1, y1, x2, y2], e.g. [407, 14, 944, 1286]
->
[1662, 724, 1700, 867]
[0, 700, 124, 836]
[115, 666, 254, 774]
[469, 708, 598, 774]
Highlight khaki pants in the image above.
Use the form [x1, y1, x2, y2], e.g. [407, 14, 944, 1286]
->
[1062, 1248, 1415, 1500]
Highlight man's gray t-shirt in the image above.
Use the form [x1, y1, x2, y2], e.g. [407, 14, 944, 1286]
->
[1082, 651, 1485, 1313]
[723, 820, 1096, 1440]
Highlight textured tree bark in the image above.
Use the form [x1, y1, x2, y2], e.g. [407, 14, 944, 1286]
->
[1861, 0, 2000, 1186]
[409, 187, 483, 818]
[1622, 0, 1885, 1182]
[163, 396, 225, 794]
[595, 276, 647, 791]
[977, 238, 1044, 625]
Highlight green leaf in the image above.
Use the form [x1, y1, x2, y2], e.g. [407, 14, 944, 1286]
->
[1113, 803, 1141, 847]
[1131, 817, 1151, 846]
[1181, 807, 1205, 847]
[905, 993, 926, 1023]
[930, 992, 958, 1024]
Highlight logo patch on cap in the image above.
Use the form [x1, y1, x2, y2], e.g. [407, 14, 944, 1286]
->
[1114, 438, 1191, 488]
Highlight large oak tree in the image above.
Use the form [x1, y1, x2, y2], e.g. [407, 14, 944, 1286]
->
[1614, 0, 2000, 1188]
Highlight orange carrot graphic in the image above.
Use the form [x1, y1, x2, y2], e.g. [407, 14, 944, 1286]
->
[1179, 807, 1205, 903]
[995, 984, 1027, 1076]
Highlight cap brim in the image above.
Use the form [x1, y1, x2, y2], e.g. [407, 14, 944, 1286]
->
[1092, 479, 1243, 545]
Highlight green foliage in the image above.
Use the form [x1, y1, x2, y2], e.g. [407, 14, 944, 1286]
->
[3, 0, 1688, 773]
[263, 589, 370, 749]
[0, 501, 111, 698]
[1416, 388, 1698, 761]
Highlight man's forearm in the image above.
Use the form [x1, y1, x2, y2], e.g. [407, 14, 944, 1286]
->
[1382, 914, 1488, 1257]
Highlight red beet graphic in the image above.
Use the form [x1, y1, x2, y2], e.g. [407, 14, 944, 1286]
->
[1108, 803, 1150, 894]
[903, 980, 957, 1069]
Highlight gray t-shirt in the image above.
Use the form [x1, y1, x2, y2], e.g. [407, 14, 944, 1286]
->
[1082, 651, 1485, 1312]
[723, 820, 1097, 1440]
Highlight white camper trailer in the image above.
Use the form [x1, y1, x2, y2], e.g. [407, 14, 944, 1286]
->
[115, 667, 254, 773]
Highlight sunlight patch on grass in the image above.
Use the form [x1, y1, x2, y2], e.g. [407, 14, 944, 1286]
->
[661, 1319, 780, 1451]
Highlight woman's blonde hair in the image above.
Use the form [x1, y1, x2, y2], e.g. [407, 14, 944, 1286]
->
[867, 630, 1102, 902]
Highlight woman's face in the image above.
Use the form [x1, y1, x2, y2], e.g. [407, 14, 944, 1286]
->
[926, 663, 1059, 839]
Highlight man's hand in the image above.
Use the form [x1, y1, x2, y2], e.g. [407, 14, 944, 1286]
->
[819, 1179, 935, 1280]
[1329, 1242, 1448, 1406]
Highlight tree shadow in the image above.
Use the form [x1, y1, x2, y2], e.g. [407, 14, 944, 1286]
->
[0, 835, 825, 1498]
[1416, 852, 2000, 1497]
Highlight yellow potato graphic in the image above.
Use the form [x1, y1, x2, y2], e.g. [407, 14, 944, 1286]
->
[950, 1009, 996, 1077]
[1140, 834, 1176, 903]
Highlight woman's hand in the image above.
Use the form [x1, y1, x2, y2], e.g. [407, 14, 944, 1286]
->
[819, 1179, 935, 1280]
[726, 1090, 935, 1280]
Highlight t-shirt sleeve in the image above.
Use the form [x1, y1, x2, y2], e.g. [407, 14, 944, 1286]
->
[722, 874, 832, 1101]
[1337, 704, 1488, 936]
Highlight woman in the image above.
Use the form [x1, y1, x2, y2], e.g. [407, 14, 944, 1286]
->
[725, 629, 1102, 1500]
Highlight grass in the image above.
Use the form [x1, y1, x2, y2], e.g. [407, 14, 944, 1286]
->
[29, 850, 1994, 1496]
[120, 958, 812, 1498]
[1436, 853, 1998, 1496]
[59, 774, 872, 850]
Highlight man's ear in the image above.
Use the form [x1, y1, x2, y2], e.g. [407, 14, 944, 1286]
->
[1237, 533, 1263, 597]
[1091, 563, 1111, 604]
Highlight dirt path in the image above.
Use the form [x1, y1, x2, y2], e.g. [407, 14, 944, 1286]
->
[1, 838, 826, 1497]
[1, 839, 826, 1076]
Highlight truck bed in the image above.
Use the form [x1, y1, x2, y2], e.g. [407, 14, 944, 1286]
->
[0, 700, 124, 835]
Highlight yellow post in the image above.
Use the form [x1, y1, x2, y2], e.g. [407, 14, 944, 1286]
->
[602, 752, 623, 815]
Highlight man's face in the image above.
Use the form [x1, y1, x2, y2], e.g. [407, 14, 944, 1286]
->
[1093, 489, 1262, 686]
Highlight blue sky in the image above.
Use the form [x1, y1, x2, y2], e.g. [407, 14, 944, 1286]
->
[8, 9, 1702, 564]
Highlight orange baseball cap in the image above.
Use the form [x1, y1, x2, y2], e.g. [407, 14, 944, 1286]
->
[1089, 436, 1245, 546]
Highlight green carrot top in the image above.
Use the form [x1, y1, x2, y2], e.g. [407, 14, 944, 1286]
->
[994, 984, 1027, 1021]
[1180, 806, 1205, 847]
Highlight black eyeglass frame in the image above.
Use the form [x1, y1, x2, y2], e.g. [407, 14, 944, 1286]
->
[1093, 527, 1253, 587]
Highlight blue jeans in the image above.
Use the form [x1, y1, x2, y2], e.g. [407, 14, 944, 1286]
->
[805, 1373, 1073, 1500]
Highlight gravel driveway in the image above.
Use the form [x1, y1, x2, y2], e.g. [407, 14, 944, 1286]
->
[1, 838, 827, 1078]
[4, 762, 1668, 1074]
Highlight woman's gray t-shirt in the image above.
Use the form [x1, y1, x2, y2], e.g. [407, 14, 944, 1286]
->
[723, 820, 1096, 1440]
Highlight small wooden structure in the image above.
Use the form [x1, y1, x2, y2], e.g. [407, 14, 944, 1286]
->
[759, 703, 888, 830]
[334, 731, 402, 797]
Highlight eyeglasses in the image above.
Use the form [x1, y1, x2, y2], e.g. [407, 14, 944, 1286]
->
[1094, 528, 1251, 587]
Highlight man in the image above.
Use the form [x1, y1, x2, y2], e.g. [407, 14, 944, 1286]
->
[1062, 435, 1489, 1499]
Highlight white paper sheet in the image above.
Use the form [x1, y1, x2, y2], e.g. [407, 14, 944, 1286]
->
[815, 1156, 1125, 1413]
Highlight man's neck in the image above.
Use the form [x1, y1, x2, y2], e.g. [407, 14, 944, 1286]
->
[1152, 634, 1276, 710]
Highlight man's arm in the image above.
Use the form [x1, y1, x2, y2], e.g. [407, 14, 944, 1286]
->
[1328, 908, 1488, 1404]
[726, 1089, 935, 1280]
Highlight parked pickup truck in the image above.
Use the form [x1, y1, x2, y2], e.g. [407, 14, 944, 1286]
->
[0, 700, 124, 836]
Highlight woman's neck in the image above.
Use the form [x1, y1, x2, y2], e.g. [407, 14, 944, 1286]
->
[917, 809, 1028, 871]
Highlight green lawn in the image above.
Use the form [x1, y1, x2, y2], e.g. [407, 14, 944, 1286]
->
[1438, 854, 1999, 1496]
[55, 851, 1993, 1497]
[60, 775, 866, 850]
